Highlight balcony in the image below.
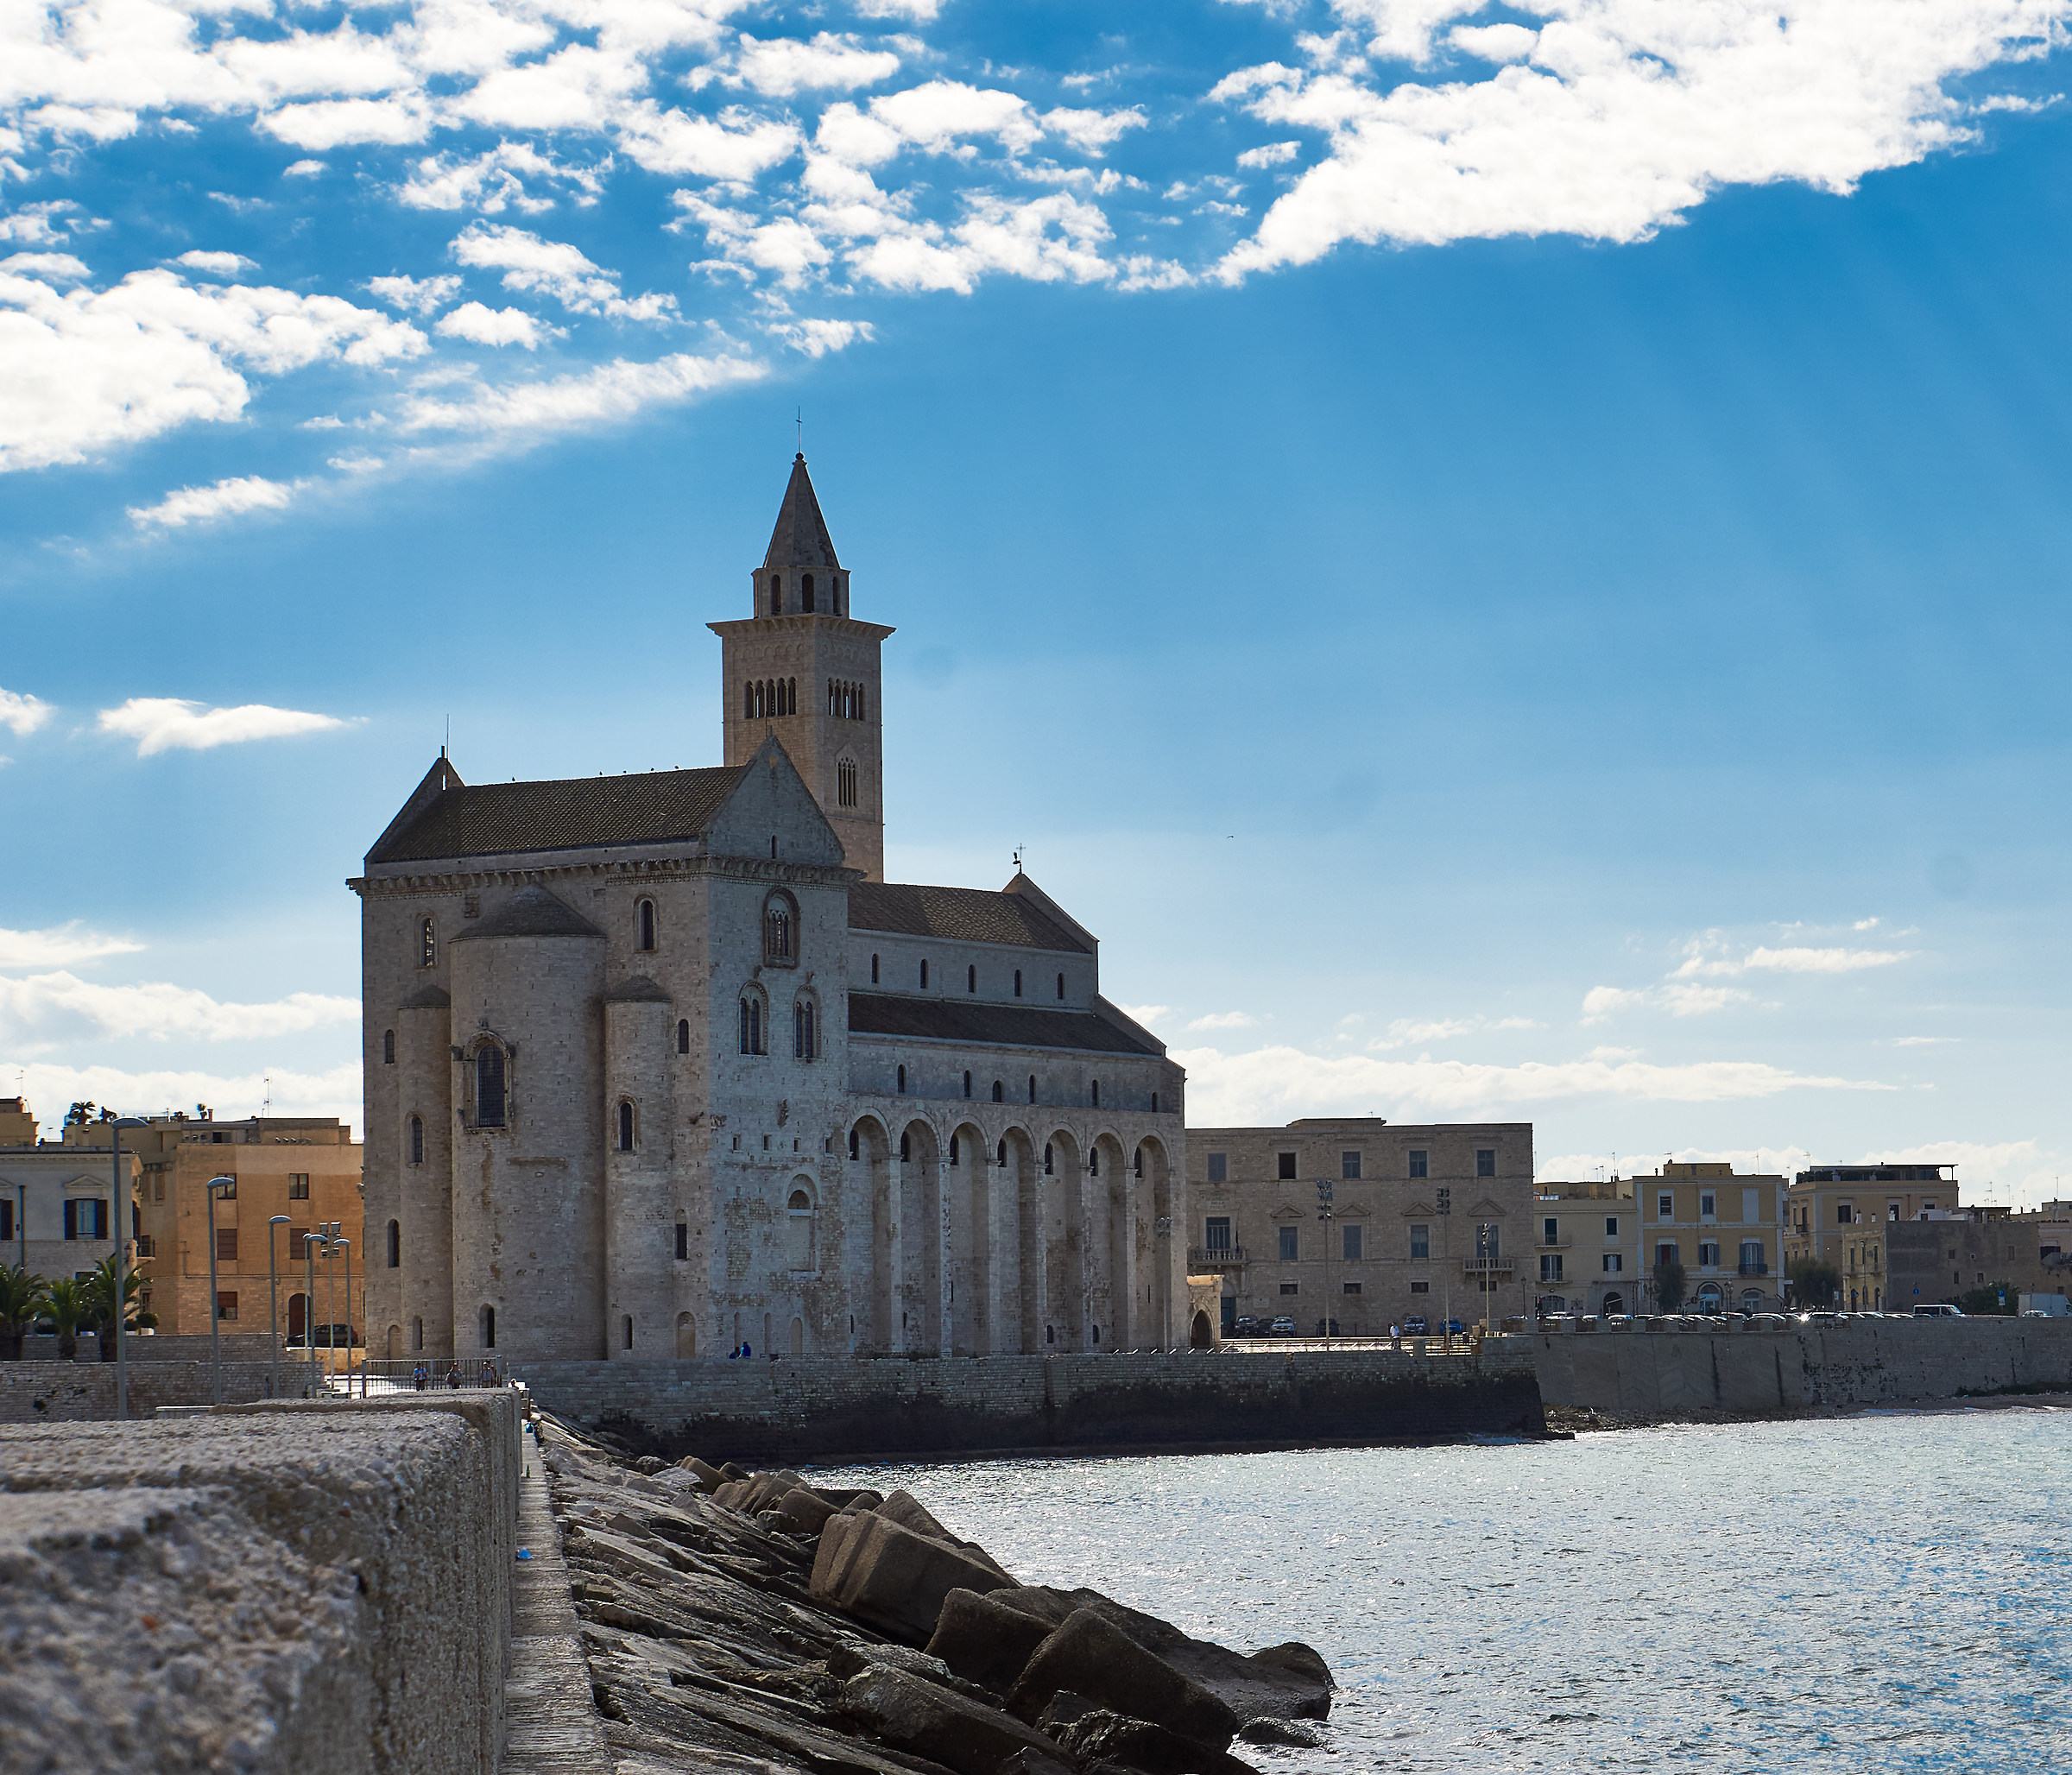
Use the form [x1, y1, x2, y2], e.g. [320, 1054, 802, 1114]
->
[1738, 1261, 1770, 1276]
[1462, 1257, 1513, 1274]
[1188, 1246, 1247, 1271]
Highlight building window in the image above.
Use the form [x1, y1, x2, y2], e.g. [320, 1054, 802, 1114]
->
[1278, 1225, 1298, 1260]
[1410, 1224, 1430, 1260]
[1698, 1241, 1721, 1268]
[617, 1102, 635, 1152]
[420, 918, 435, 968]
[899, 1132, 911, 1162]
[1740, 1240, 1765, 1272]
[968, 964, 977, 994]
[764, 894, 796, 963]
[1342, 1152, 1361, 1180]
[408, 1115, 423, 1165]
[414, 1317, 424, 1351]
[1540, 1254, 1563, 1282]
[286, 1173, 309, 1200]
[1343, 1281, 1362, 1295]
[1409, 1151, 1428, 1178]
[1603, 1253, 1623, 1273]
[637, 899, 656, 951]
[1277, 1152, 1297, 1180]
[870, 953, 880, 985]
[1152, 1091, 1159, 1113]
[1343, 1224, 1362, 1261]
[476, 1046, 506, 1128]
[1090, 1079, 1100, 1109]
[135, 1235, 153, 1258]
[1411, 1280, 1430, 1294]
[919, 958, 930, 988]
[1699, 1191, 1716, 1220]
[1014, 970, 1022, 998]
[963, 1071, 972, 1099]
[1837, 1203, 1854, 1225]
[217, 1292, 238, 1322]
[218, 1177, 235, 1200]
[1056, 973, 1064, 1000]
[0, 1202, 9, 1242]
[739, 995, 765, 1055]
[1204, 1217, 1232, 1251]
[991, 1079, 1003, 1102]
[387, 1219, 400, 1268]
[1659, 1193, 1674, 1220]
[949, 1136, 960, 1165]
[1544, 1217, 1559, 1245]
[838, 757, 857, 808]
[1656, 1242, 1680, 1267]
[896, 1064, 907, 1094]
[769, 572, 781, 614]
[1606, 1216, 1620, 1237]
[1088, 1149, 1100, 1177]
[787, 1189, 815, 1268]
[1027, 1075, 1037, 1103]
[848, 1127, 860, 1160]
[801, 572, 815, 613]
[217, 1229, 237, 1263]
[675, 1222, 689, 1261]
[383, 1029, 395, 1065]
[1476, 1149, 1495, 1178]
[483, 1305, 496, 1349]
[64, 1200, 107, 1241]
[1279, 1283, 1299, 1296]
[1207, 1152, 1227, 1184]
[794, 999, 817, 1059]
[677, 1019, 690, 1054]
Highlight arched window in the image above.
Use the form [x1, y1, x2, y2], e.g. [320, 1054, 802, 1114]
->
[899, 1131, 911, 1161]
[1089, 1149, 1100, 1176]
[919, 959, 929, 989]
[996, 1139, 1007, 1164]
[949, 1135, 960, 1165]
[870, 953, 880, 984]
[802, 573, 815, 613]
[1044, 1143, 1054, 1175]
[787, 1189, 814, 1268]
[1134, 1145, 1145, 1178]
[1090, 1079, 1100, 1108]
[413, 1317, 424, 1352]
[963, 1071, 972, 1099]
[744, 682, 755, 718]
[896, 1064, 906, 1095]
[676, 1018, 690, 1054]
[739, 995, 764, 1055]
[848, 1126, 860, 1160]
[794, 998, 817, 1059]
[968, 964, 977, 994]
[623, 1315, 635, 1350]
[1057, 973, 1065, 1000]
[1014, 969, 1022, 998]
[408, 1114, 423, 1165]
[1027, 1075, 1037, 1103]
[764, 893, 795, 963]
[1152, 1091, 1159, 1113]
[616, 1102, 635, 1152]
[856, 685, 866, 722]
[787, 677, 798, 714]
[382, 1029, 395, 1065]
[483, 1304, 496, 1349]
[837, 757, 857, 808]
[386, 1219, 400, 1267]
[991, 1079, 1003, 1102]
[476, 1046, 506, 1128]
[769, 573, 781, 615]
[419, 918, 436, 968]
[636, 899, 655, 951]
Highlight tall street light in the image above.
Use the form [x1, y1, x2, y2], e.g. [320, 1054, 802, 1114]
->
[204, 1174, 236, 1406]
[109, 1116, 145, 1421]
[267, 1215, 289, 1400]
[303, 1229, 324, 1396]
[321, 1222, 340, 1391]
[1317, 1178, 1335, 1349]
[333, 1236, 353, 1397]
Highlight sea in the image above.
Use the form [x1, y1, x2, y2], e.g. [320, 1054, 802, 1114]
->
[817, 1405, 2072, 1772]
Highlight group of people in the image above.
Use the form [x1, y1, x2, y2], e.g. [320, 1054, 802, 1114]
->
[408, 1359, 499, 1390]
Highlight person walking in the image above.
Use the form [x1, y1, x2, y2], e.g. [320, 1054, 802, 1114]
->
[414, 1362, 428, 1391]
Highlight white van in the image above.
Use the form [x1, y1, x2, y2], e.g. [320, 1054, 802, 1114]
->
[1912, 1303, 1963, 1318]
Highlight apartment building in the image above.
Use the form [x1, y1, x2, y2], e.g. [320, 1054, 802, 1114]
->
[1531, 1163, 1786, 1316]
[1184, 1117, 1536, 1334]
[1785, 1163, 1960, 1278]
[0, 1101, 138, 1286]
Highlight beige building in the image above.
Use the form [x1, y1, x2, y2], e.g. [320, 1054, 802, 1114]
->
[1529, 1177, 1637, 1317]
[1184, 1118, 1536, 1335]
[0, 1102, 137, 1289]
[1629, 1162, 1785, 1314]
[60, 1112, 363, 1342]
[1785, 1162, 1960, 1277]
[357, 456, 1186, 1365]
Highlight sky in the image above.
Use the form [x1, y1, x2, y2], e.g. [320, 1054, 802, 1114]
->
[3, 0, 2072, 1202]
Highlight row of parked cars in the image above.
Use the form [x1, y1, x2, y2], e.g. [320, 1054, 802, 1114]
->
[1229, 1314, 1468, 1338]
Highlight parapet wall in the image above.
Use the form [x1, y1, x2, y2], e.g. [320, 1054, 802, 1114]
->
[0, 1392, 520, 1775]
[513, 1339, 1544, 1462]
[1533, 1317, 2072, 1417]
[0, 1361, 294, 1424]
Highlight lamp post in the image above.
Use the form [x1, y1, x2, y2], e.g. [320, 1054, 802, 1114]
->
[333, 1237, 352, 1397]
[303, 1229, 323, 1396]
[1317, 1179, 1335, 1349]
[322, 1222, 340, 1391]
[1436, 1187, 1452, 1349]
[109, 1117, 145, 1420]
[267, 1215, 289, 1400]
[204, 1174, 236, 1405]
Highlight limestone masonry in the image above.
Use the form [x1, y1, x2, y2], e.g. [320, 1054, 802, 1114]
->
[355, 457, 1186, 1367]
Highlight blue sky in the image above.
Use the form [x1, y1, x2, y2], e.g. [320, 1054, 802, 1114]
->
[3, 0, 2071, 1199]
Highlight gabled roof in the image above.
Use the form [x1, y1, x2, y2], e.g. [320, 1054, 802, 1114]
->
[764, 452, 840, 571]
[452, 885, 603, 941]
[848, 881, 1092, 954]
[604, 975, 672, 1003]
[367, 765, 746, 865]
[847, 994, 1159, 1056]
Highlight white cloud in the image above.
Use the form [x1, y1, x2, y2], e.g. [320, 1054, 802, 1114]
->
[1175, 1040, 1892, 1125]
[0, 971, 358, 1045]
[174, 250, 256, 276]
[698, 33, 903, 98]
[1039, 105, 1147, 152]
[395, 350, 766, 440]
[1674, 941, 1916, 976]
[127, 475, 299, 528]
[1367, 1014, 1539, 1048]
[1215, 0, 2062, 277]
[1892, 1035, 1958, 1046]
[451, 222, 677, 319]
[1582, 980, 1753, 1021]
[434, 300, 557, 347]
[0, 203, 91, 246]
[612, 102, 803, 180]
[96, 698, 348, 756]
[258, 96, 433, 150]
[0, 1062, 363, 1130]
[3, 252, 89, 281]
[283, 159, 327, 177]
[0, 687, 52, 736]
[1451, 22, 1540, 61]
[1238, 139, 1303, 167]
[326, 452, 385, 472]
[398, 143, 609, 214]
[769, 316, 875, 356]
[367, 272, 462, 314]
[852, 0, 944, 16]
[1187, 1010, 1259, 1030]
[0, 922, 142, 969]
[1117, 1003, 1171, 1025]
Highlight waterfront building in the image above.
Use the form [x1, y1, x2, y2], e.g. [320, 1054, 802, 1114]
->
[0, 1102, 137, 1290]
[1626, 1162, 1785, 1314]
[355, 456, 1186, 1364]
[60, 1110, 363, 1341]
[1785, 1162, 1960, 1308]
[1183, 1118, 1535, 1334]
[1529, 1176, 1636, 1317]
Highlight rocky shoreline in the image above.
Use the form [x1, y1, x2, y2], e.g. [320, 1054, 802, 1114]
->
[537, 1414, 1335, 1774]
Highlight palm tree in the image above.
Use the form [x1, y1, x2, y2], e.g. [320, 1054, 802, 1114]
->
[82, 1254, 157, 1361]
[0, 1266, 50, 1361]
[45, 1277, 87, 1361]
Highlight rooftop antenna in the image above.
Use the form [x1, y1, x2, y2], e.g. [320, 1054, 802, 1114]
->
[261, 1074, 271, 1119]
[1012, 845, 1024, 873]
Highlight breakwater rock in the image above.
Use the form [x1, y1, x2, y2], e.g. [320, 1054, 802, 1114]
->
[542, 1422, 1333, 1774]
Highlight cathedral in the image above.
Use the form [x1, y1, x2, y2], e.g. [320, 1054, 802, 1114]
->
[354, 458, 1188, 1363]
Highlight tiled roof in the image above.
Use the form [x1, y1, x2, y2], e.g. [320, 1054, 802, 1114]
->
[368, 767, 745, 865]
[847, 993, 1158, 1056]
[452, 885, 603, 941]
[604, 974, 672, 1003]
[764, 453, 841, 570]
[397, 984, 451, 1009]
[848, 882, 1091, 954]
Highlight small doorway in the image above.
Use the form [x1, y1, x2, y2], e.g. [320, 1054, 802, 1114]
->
[1189, 1310, 1214, 1349]
[1601, 1292, 1625, 1317]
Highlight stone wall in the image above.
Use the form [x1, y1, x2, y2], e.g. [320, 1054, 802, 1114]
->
[1532, 1317, 2072, 1417]
[0, 1361, 297, 1424]
[0, 1392, 519, 1775]
[512, 1339, 1545, 1462]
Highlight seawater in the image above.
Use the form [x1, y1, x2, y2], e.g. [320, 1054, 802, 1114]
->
[818, 1407, 2072, 1772]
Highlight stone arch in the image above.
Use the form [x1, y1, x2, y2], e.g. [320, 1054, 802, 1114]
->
[1040, 1128, 1086, 1351]
[1190, 1310, 1215, 1349]
[997, 1126, 1040, 1355]
[898, 1117, 944, 1355]
[786, 1175, 818, 1272]
[947, 1120, 990, 1353]
[848, 1115, 894, 1353]
[790, 1315, 805, 1355]
[1090, 1131, 1133, 1349]
[386, 1322, 402, 1360]
[1136, 1134, 1175, 1347]
[676, 1311, 696, 1358]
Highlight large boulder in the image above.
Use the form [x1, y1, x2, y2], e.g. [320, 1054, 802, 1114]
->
[674, 1456, 726, 1492]
[1008, 1610, 1238, 1752]
[1052, 1709, 1263, 1775]
[810, 1509, 1016, 1644]
[774, 1487, 842, 1538]
[925, 1588, 1057, 1693]
[835, 1664, 1067, 1775]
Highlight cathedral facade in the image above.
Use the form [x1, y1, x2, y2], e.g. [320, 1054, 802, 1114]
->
[353, 458, 1188, 1362]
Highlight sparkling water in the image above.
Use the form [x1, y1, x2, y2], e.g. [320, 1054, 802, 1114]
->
[817, 1406, 2072, 1770]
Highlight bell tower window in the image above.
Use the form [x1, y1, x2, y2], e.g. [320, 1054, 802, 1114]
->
[764, 892, 796, 963]
[768, 573, 781, 615]
[802, 573, 815, 613]
[475, 1045, 506, 1128]
[837, 756, 857, 809]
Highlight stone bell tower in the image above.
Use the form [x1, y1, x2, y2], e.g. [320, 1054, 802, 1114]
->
[710, 454, 894, 881]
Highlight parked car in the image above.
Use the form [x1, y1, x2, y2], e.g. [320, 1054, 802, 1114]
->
[1268, 1315, 1297, 1336]
[1232, 1316, 1262, 1337]
[1913, 1303, 1964, 1318]
[286, 1323, 361, 1349]
[1403, 1315, 1430, 1334]
[1443, 1319, 1465, 1336]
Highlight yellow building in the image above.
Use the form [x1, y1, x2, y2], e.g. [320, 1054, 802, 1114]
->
[1535, 1162, 1786, 1317]
[1530, 1177, 1638, 1317]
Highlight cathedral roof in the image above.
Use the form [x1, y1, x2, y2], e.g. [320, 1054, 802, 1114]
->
[848, 882, 1092, 954]
[367, 766, 746, 864]
[762, 452, 841, 571]
[453, 884, 603, 941]
[603, 974, 672, 1002]
[847, 993, 1159, 1056]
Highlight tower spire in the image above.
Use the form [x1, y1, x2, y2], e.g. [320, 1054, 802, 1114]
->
[764, 453, 841, 572]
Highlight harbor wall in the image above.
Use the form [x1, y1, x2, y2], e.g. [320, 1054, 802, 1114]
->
[511, 1338, 1545, 1461]
[1532, 1316, 2072, 1417]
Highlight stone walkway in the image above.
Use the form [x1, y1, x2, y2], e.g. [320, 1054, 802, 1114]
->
[504, 1436, 611, 1774]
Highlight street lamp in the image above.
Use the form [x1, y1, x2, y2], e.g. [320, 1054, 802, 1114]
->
[302, 1228, 325, 1396]
[332, 1236, 353, 1397]
[1317, 1179, 1335, 1349]
[267, 1216, 289, 1400]
[1436, 1187, 1452, 1349]
[321, 1222, 341, 1391]
[204, 1174, 236, 1405]
[108, 1117, 145, 1421]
